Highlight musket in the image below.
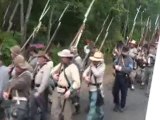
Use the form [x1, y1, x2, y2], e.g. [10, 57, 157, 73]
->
[127, 5, 141, 45]
[99, 18, 114, 51]
[150, 14, 159, 42]
[138, 17, 150, 47]
[45, 4, 70, 52]
[21, 0, 51, 51]
[94, 14, 109, 44]
[70, 0, 96, 48]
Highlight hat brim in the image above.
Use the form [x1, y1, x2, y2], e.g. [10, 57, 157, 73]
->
[37, 54, 51, 60]
[58, 51, 74, 58]
[89, 56, 104, 61]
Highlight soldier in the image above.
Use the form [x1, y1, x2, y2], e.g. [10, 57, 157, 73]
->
[70, 46, 83, 114]
[28, 46, 38, 69]
[112, 46, 133, 112]
[128, 40, 138, 90]
[0, 58, 10, 119]
[141, 44, 156, 97]
[83, 51, 105, 120]
[9, 45, 22, 78]
[3, 55, 32, 120]
[30, 51, 53, 120]
[50, 49, 81, 120]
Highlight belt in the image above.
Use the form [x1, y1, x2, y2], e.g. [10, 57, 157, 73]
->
[12, 97, 27, 101]
[89, 83, 102, 86]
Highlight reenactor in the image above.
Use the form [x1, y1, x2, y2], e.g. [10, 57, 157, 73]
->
[141, 44, 156, 97]
[28, 46, 38, 69]
[112, 46, 133, 112]
[128, 40, 138, 90]
[83, 51, 105, 120]
[30, 51, 53, 120]
[70, 46, 83, 114]
[3, 55, 32, 120]
[51, 49, 81, 120]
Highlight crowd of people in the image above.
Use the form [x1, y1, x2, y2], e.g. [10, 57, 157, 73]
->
[0, 38, 158, 120]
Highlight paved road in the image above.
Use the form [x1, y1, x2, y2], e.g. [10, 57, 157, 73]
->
[74, 65, 148, 120]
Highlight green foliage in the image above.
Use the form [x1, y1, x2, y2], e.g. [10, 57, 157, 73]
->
[0, 32, 19, 65]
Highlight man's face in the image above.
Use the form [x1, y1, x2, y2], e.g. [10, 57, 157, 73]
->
[92, 61, 100, 66]
[38, 56, 47, 65]
[15, 66, 24, 75]
[60, 57, 71, 64]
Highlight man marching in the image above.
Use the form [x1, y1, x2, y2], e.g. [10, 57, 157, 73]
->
[30, 51, 53, 120]
[83, 51, 105, 120]
[51, 49, 81, 120]
[112, 46, 133, 112]
[3, 55, 32, 120]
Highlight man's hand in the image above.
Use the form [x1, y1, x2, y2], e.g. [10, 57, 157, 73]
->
[115, 65, 122, 71]
[34, 92, 39, 98]
[52, 73, 59, 81]
[3, 92, 9, 100]
[84, 76, 90, 83]
[64, 90, 71, 99]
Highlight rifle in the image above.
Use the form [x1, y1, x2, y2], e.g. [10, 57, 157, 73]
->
[99, 18, 114, 51]
[94, 14, 109, 44]
[45, 4, 70, 52]
[70, 0, 96, 48]
[126, 5, 141, 45]
[150, 14, 159, 43]
[138, 17, 150, 47]
[21, 0, 51, 51]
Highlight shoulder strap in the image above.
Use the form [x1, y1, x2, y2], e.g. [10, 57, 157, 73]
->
[63, 68, 71, 89]
[91, 71, 100, 89]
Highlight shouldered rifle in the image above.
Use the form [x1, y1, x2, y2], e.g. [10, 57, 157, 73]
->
[126, 5, 141, 45]
[99, 18, 114, 51]
[94, 14, 109, 44]
[21, 0, 51, 51]
[70, 0, 96, 48]
[45, 4, 70, 52]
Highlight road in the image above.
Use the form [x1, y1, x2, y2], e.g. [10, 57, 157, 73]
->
[74, 65, 148, 120]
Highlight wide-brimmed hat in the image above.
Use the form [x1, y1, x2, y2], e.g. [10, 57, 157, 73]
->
[89, 51, 104, 62]
[14, 55, 31, 69]
[10, 45, 21, 55]
[121, 46, 129, 55]
[37, 51, 51, 60]
[58, 49, 74, 58]
[129, 40, 136, 45]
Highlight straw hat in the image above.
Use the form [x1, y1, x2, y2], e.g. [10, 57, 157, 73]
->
[129, 40, 136, 45]
[10, 45, 21, 55]
[58, 49, 74, 58]
[37, 51, 51, 60]
[89, 51, 104, 62]
[14, 55, 30, 69]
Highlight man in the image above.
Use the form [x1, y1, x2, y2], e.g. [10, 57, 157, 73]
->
[83, 51, 105, 120]
[70, 46, 83, 114]
[128, 40, 138, 90]
[3, 55, 32, 120]
[28, 46, 38, 68]
[30, 51, 53, 120]
[141, 44, 156, 97]
[51, 49, 81, 120]
[9, 45, 22, 78]
[0, 58, 10, 119]
[112, 46, 133, 112]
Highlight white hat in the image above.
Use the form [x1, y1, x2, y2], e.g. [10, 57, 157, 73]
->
[130, 40, 136, 44]
[58, 49, 74, 58]
[89, 51, 104, 62]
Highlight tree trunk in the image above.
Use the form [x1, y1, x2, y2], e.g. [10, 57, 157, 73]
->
[2, 1, 11, 29]
[7, 0, 20, 32]
[47, 6, 54, 42]
[20, 0, 25, 44]
[23, 0, 33, 44]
